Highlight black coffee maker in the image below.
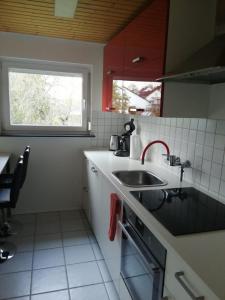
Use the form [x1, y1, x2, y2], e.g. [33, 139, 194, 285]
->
[114, 119, 135, 157]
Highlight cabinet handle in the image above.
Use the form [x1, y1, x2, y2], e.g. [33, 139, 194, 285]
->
[175, 272, 204, 300]
[132, 56, 144, 63]
[91, 166, 98, 173]
[106, 70, 114, 75]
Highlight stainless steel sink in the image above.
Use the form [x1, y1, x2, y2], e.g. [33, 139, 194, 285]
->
[112, 170, 167, 187]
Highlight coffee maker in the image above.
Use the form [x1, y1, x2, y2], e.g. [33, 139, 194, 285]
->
[114, 119, 135, 157]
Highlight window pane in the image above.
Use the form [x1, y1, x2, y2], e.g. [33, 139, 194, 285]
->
[112, 80, 162, 116]
[8, 69, 83, 127]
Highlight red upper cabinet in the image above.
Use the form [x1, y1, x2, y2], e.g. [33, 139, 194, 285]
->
[102, 0, 169, 114]
[123, 0, 169, 81]
[102, 33, 125, 112]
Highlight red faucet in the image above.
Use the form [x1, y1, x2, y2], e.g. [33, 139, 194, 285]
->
[141, 140, 170, 165]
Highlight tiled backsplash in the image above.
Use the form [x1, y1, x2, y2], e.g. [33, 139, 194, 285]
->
[132, 115, 225, 203]
[91, 111, 225, 202]
[90, 111, 127, 148]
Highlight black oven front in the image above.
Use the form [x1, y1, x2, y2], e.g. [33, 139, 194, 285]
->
[119, 203, 166, 300]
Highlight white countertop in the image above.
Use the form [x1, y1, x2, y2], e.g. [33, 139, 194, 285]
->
[84, 150, 224, 300]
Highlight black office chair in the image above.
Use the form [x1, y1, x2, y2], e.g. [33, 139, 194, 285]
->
[0, 156, 24, 262]
[0, 145, 30, 189]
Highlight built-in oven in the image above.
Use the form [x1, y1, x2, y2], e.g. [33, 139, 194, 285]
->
[119, 203, 167, 300]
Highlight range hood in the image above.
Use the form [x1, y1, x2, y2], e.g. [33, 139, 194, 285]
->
[158, 33, 225, 84]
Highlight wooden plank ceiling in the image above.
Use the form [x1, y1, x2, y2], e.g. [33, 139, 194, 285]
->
[0, 0, 150, 43]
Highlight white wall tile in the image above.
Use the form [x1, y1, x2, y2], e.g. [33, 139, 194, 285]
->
[198, 119, 207, 131]
[96, 112, 225, 202]
[209, 177, 220, 194]
[211, 163, 222, 178]
[206, 120, 216, 133]
[214, 134, 225, 150]
[212, 149, 224, 164]
[205, 133, 215, 147]
[203, 147, 213, 161]
[216, 120, 225, 135]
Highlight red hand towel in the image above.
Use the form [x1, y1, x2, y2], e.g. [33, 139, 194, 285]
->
[108, 193, 121, 241]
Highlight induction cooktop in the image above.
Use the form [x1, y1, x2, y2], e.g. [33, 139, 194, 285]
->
[130, 187, 225, 236]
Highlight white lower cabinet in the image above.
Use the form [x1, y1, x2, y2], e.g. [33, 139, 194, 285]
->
[165, 251, 218, 300]
[84, 159, 122, 296]
[163, 285, 176, 300]
[99, 175, 122, 294]
[82, 158, 90, 222]
[83, 157, 217, 300]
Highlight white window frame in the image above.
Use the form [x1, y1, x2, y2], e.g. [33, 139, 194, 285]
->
[1, 59, 90, 135]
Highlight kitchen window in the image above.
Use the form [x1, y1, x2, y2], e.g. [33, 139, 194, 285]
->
[1, 60, 90, 136]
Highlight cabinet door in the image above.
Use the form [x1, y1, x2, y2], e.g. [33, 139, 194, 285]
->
[82, 158, 90, 222]
[102, 33, 125, 112]
[102, 0, 169, 115]
[165, 251, 219, 300]
[98, 175, 122, 294]
[124, 0, 169, 81]
[86, 160, 102, 242]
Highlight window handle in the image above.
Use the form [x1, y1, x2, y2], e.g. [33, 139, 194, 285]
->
[83, 99, 86, 110]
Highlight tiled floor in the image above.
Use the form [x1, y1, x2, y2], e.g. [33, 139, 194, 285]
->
[0, 210, 120, 300]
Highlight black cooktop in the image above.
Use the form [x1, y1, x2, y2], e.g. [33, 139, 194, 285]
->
[130, 187, 225, 236]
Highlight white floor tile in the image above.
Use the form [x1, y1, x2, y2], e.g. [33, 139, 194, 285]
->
[9, 235, 34, 252]
[97, 260, 112, 282]
[18, 223, 36, 237]
[12, 297, 30, 300]
[63, 230, 90, 247]
[105, 282, 120, 300]
[33, 248, 65, 269]
[61, 219, 86, 232]
[82, 219, 91, 229]
[32, 266, 68, 294]
[87, 231, 97, 244]
[64, 244, 95, 264]
[12, 213, 36, 224]
[67, 261, 103, 288]
[0, 271, 31, 299]
[0, 252, 33, 274]
[60, 210, 83, 220]
[35, 233, 63, 250]
[92, 243, 104, 260]
[70, 283, 109, 300]
[36, 212, 60, 224]
[36, 221, 61, 235]
[31, 289, 69, 300]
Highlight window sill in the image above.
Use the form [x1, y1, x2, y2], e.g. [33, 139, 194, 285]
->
[0, 132, 96, 138]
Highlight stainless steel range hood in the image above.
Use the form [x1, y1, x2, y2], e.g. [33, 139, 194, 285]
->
[158, 34, 225, 84]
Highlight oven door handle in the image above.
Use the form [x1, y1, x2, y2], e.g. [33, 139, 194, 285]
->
[118, 220, 160, 274]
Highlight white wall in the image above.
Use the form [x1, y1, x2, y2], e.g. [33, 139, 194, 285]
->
[162, 82, 210, 118]
[0, 32, 104, 111]
[0, 32, 105, 213]
[209, 83, 225, 120]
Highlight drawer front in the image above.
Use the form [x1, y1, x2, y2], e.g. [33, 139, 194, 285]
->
[165, 251, 219, 300]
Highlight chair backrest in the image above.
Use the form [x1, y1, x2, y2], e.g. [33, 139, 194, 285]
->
[20, 145, 30, 188]
[10, 156, 24, 208]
